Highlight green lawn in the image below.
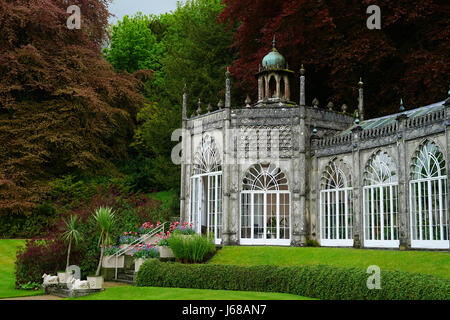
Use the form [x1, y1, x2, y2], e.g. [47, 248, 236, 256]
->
[71, 285, 314, 300]
[0, 239, 43, 299]
[209, 246, 450, 279]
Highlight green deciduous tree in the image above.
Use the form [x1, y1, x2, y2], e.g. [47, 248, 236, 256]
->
[104, 12, 165, 74]
[106, 0, 236, 192]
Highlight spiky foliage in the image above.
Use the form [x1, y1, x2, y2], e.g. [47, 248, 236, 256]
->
[61, 215, 83, 269]
[93, 206, 116, 276]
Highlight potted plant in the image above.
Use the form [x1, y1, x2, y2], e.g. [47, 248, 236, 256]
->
[156, 233, 174, 258]
[118, 233, 141, 254]
[59, 215, 83, 284]
[87, 206, 116, 289]
[172, 221, 195, 238]
[102, 245, 125, 268]
[133, 245, 159, 272]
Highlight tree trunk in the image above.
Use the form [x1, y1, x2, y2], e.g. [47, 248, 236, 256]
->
[95, 239, 104, 276]
[66, 239, 72, 270]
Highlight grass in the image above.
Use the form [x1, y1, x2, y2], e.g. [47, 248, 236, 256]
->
[71, 285, 314, 300]
[0, 239, 43, 299]
[209, 246, 450, 279]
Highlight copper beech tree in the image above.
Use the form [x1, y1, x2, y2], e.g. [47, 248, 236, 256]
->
[220, 0, 449, 116]
[0, 0, 149, 214]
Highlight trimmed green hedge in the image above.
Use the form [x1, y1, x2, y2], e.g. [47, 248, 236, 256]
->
[135, 259, 449, 300]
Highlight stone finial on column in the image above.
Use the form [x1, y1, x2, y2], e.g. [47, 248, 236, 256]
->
[217, 99, 224, 110]
[299, 64, 306, 106]
[341, 103, 348, 113]
[207, 103, 212, 113]
[354, 109, 360, 125]
[358, 78, 365, 121]
[182, 83, 187, 120]
[327, 101, 334, 111]
[399, 98, 405, 112]
[444, 85, 450, 107]
[196, 99, 202, 116]
[225, 67, 231, 109]
[245, 95, 251, 108]
[310, 121, 320, 147]
[312, 121, 318, 134]
[312, 98, 319, 108]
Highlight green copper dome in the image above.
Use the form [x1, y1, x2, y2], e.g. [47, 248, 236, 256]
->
[262, 48, 286, 69]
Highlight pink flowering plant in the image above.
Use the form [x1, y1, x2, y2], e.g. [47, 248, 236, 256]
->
[119, 234, 140, 244]
[119, 221, 162, 245]
[139, 221, 162, 234]
[170, 221, 195, 235]
[154, 229, 171, 246]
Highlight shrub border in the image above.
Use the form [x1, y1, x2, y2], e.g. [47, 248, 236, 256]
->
[135, 259, 449, 300]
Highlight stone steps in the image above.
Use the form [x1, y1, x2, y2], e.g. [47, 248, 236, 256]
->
[115, 267, 135, 285]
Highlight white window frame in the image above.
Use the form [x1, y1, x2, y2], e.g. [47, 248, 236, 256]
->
[363, 183, 399, 248]
[190, 135, 223, 245]
[239, 163, 291, 246]
[319, 162, 353, 247]
[409, 142, 448, 249]
[362, 152, 400, 248]
[240, 190, 291, 246]
[190, 172, 222, 245]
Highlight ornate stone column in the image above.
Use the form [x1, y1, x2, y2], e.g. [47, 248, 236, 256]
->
[291, 106, 307, 246]
[222, 69, 232, 245]
[396, 113, 410, 249]
[258, 77, 263, 101]
[299, 65, 305, 106]
[444, 96, 450, 244]
[284, 75, 290, 101]
[358, 79, 365, 121]
[351, 126, 363, 248]
[275, 74, 281, 98]
[180, 85, 188, 222]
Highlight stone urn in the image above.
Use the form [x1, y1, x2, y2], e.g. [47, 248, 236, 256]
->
[87, 276, 104, 290]
[158, 246, 174, 258]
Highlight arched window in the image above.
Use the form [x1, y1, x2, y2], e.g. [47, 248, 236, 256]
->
[363, 151, 399, 247]
[193, 135, 221, 175]
[320, 160, 353, 246]
[241, 163, 290, 245]
[191, 135, 222, 244]
[410, 141, 448, 249]
[269, 76, 276, 98]
[243, 163, 288, 191]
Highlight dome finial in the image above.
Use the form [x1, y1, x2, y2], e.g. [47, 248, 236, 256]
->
[272, 34, 276, 49]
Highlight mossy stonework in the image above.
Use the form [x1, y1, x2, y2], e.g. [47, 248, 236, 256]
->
[180, 41, 450, 250]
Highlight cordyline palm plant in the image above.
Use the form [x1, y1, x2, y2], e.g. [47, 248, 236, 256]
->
[93, 206, 116, 276]
[62, 215, 83, 270]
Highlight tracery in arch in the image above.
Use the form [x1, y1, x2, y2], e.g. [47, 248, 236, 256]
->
[321, 159, 352, 190]
[193, 135, 221, 175]
[242, 163, 288, 191]
[411, 141, 446, 180]
[364, 151, 398, 186]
